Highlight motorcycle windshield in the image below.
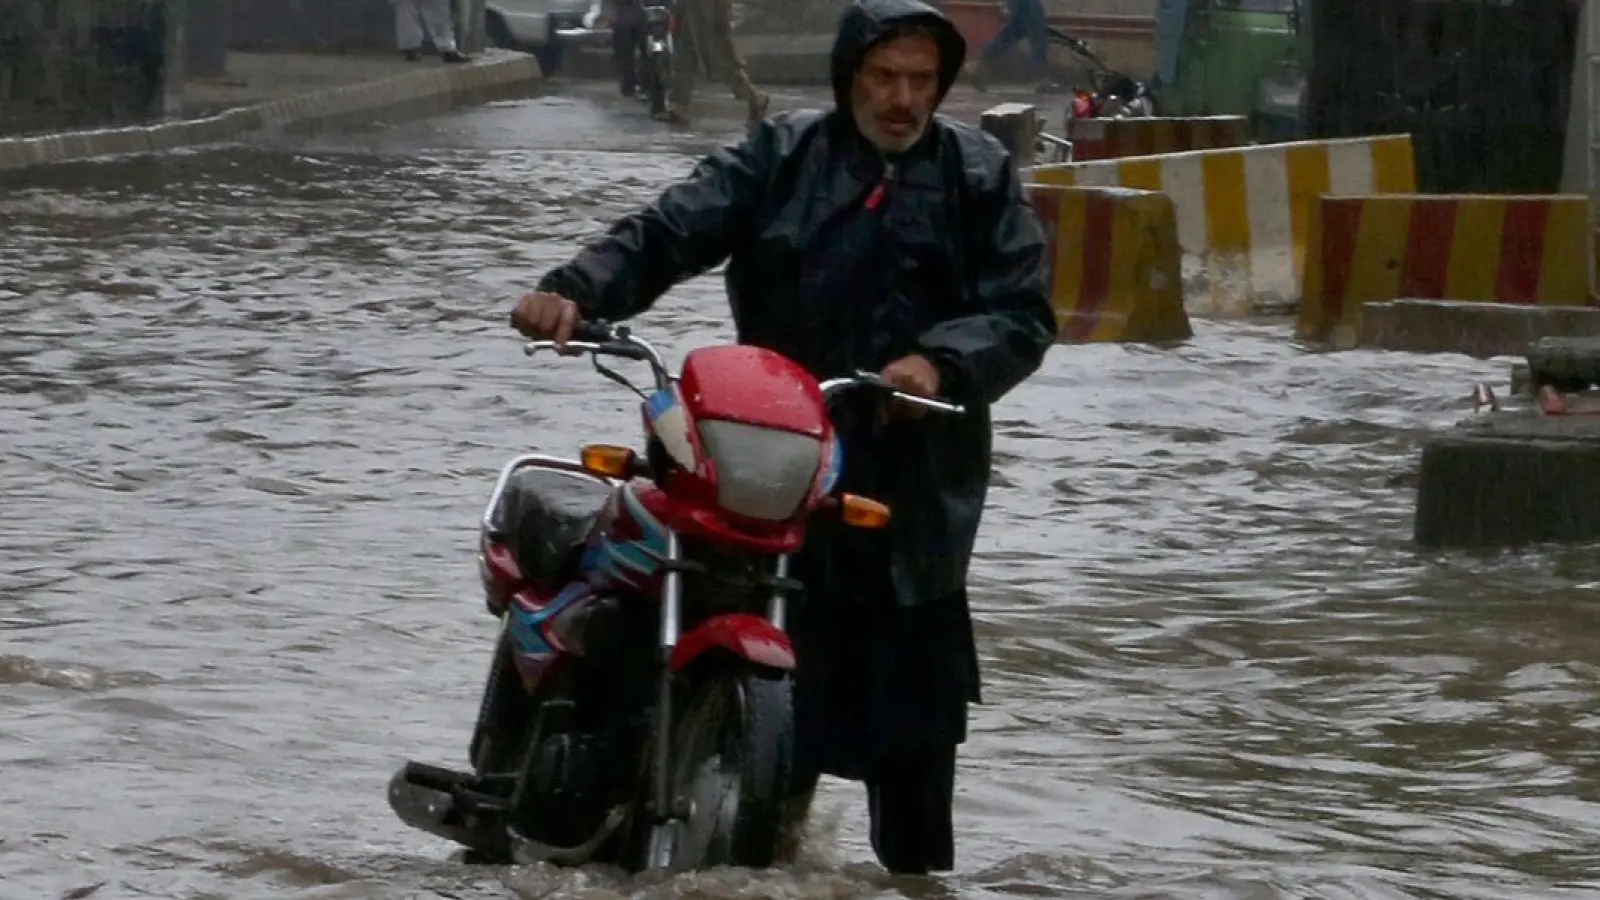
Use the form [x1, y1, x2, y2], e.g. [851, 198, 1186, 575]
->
[696, 420, 822, 523]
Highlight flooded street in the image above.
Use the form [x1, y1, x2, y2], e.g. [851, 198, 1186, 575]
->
[5, 81, 1600, 900]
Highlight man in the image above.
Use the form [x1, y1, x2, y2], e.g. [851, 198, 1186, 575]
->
[511, 0, 1056, 875]
[659, 0, 768, 126]
[963, 0, 1049, 90]
[394, 0, 468, 64]
[610, 0, 649, 97]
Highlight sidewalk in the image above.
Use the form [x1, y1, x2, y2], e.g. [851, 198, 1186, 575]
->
[0, 49, 542, 172]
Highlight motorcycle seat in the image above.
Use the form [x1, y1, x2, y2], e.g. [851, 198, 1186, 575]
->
[488, 466, 615, 588]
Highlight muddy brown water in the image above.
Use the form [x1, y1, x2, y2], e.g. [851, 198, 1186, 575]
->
[4, 87, 1600, 900]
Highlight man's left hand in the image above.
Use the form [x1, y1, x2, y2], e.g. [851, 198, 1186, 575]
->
[881, 354, 941, 417]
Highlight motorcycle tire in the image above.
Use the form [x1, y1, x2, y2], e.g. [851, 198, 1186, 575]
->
[645, 51, 670, 117]
[655, 666, 793, 870]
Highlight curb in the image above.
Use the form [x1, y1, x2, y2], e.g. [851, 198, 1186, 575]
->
[0, 52, 543, 172]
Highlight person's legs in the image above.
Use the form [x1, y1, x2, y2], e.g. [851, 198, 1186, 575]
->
[1025, 20, 1049, 80]
[708, 0, 767, 121]
[663, 6, 703, 123]
[966, 0, 1048, 87]
[395, 0, 426, 59]
[418, 0, 466, 60]
[864, 743, 958, 875]
[612, 19, 642, 95]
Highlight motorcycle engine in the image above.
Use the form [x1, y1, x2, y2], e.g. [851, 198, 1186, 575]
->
[523, 731, 610, 844]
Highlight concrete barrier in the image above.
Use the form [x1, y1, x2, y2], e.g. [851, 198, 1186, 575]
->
[1025, 134, 1417, 317]
[1416, 408, 1600, 549]
[1026, 184, 1192, 344]
[1295, 194, 1594, 344]
[1064, 115, 1250, 162]
[0, 51, 541, 172]
[980, 103, 1039, 170]
[1356, 299, 1600, 358]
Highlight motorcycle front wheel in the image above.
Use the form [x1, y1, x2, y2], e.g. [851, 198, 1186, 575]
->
[644, 49, 670, 117]
[653, 666, 794, 869]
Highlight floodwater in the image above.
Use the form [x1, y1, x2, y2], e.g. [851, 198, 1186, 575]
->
[4, 82, 1600, 900]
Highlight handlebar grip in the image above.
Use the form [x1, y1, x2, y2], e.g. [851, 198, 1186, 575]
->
[571, 320, 615, 343]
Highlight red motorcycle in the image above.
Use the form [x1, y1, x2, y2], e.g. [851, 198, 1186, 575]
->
[387, 321, 964, 872]
[1051, 27, 1157, 121]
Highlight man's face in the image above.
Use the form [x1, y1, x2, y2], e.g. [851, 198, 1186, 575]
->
[850, 33, 941, 154]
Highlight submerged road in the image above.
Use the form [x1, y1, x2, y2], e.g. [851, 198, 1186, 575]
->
[3, 79, 1600, 900]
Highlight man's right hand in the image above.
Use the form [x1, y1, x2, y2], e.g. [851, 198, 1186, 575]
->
[511, 291, 580, 346]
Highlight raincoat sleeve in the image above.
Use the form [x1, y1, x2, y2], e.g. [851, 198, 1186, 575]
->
[913, 154, 1057, 407]
[534, 127, 774, 322]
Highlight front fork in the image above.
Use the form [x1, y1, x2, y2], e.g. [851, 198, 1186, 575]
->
[644, 532, 790, 869]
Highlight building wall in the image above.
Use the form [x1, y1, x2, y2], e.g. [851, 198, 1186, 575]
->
[0, 0, 170, 136]
[227, 0, 395, 53]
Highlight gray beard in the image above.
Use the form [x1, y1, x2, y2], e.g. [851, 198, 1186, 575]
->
[853, 107, 929, 154]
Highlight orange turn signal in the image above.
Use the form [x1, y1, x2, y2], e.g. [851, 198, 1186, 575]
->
[839, 494, 891, 529]
[580, 443, 637, 479]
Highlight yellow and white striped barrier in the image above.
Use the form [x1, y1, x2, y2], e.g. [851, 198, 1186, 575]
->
[1025, 134, 1417, 317]
[1297, 193, 1595, 343]
[1025, 184, 1192, 344]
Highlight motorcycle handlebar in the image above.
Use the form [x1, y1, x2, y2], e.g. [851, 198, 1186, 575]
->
[522, 320, 674, 391]
[526, 325, 965, 416]
[818, 371, 967, 416]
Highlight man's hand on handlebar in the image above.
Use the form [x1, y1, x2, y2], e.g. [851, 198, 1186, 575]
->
[881, 354, 940, 419]
[511, 291, 580, 347]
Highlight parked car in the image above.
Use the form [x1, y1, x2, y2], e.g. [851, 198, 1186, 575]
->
[486, 0, 601, 74]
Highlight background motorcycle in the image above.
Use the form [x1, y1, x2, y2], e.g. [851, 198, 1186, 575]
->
[632, 0, 676, 117]
[557, 0, 675, 117]
[387, 322, 964, 872]
[1049, 26, 1158, 120]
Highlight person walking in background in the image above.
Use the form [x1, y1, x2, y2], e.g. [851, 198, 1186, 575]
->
[395, 0, 469, 64]
[660, 0, 769, 126]
[611, 0, 650, 97]
[962, 0, 1048, 89]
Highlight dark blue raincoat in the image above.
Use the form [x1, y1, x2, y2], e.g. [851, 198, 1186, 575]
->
[535, 0, 1057, 868]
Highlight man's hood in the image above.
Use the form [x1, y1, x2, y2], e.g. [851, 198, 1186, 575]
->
[830, 0, 967, 115]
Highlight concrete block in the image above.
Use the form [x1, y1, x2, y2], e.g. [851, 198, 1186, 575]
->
[1028, 134, 1418, 317]
[1064, 115, 1249, 162]
[980, 103, 1038, 170]
[1353, 299, 1600, 358]
[1026, 183, 1191, 344]
[1298, 194, 1594, 343]
[1416, 412, 1600, 548]
[1526, 337, 1600, 391]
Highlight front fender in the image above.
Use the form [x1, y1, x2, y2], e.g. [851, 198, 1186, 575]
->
[669, 613, 795, 673]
